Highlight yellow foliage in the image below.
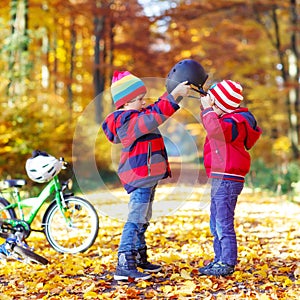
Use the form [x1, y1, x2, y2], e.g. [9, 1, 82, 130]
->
[180, 50, 192, 58]
[273, 136, 291, 155]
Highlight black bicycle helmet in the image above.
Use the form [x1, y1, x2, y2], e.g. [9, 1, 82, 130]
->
[166, 59, 208, 95]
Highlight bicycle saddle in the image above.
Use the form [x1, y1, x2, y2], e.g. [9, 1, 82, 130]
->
[3, 179, 27, 188]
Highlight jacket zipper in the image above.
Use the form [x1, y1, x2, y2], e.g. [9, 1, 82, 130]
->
[213, 141, 224, 162]
[147, 142, 152, 176]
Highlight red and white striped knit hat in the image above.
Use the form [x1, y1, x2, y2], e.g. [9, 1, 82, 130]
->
[209, 80, 243, 113]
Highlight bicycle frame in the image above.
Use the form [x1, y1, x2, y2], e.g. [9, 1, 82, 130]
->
[0, 176, 69, 228]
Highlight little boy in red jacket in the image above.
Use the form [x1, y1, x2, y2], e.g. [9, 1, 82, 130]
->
[199, 80, 262, 276]
[102, 71, 190, 281]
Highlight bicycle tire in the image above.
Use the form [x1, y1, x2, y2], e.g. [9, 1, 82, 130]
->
[0, 197, 17, 219]
[13, 245, 49, 265]
[43, 196, 99, 254]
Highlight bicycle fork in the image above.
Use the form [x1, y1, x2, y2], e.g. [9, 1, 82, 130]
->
[57, 192, 73, 227]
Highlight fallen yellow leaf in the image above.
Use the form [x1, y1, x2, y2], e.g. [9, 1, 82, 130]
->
[180, 269, 192, 280]
[258, 294, 271, 300]
[161, 285, 173, 294]
[170, 273, 180, 280]
[83, 291, 99, 299]
[159, 252, 181, 264]
[178, 280, 196, 295]
[294, 264, 300, 278]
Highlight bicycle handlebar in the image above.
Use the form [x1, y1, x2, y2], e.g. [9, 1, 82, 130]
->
[59, 157, 69, 170]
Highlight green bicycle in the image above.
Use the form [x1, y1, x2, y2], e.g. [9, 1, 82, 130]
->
[0, 150, 99, 254]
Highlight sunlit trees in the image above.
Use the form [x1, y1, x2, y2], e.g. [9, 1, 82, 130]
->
[0, 0, 299, 192]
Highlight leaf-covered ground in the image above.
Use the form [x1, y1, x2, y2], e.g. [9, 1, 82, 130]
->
[0, 185, 299, 299]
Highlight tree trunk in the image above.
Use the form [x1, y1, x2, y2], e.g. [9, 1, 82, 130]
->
[255, 2, 300, 159]
[67, 21, 76, 115]
[7, 0, 29, 99]
[93, 14, 105, 124]
[288, 0, 300, 159]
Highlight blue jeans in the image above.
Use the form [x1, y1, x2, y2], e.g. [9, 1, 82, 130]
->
[118, 185, 156, 253]
[210, 179, 243, 266]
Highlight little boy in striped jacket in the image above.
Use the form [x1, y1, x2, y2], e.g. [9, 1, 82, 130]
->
[102, 71, 190, 281]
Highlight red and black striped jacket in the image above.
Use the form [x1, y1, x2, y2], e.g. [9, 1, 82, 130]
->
[102, 93, 180, 193]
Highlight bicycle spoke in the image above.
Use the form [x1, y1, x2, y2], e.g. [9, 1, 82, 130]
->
[44, 197, 99, 253]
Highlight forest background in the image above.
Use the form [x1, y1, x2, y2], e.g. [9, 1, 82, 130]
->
[0, 0, 300, 200]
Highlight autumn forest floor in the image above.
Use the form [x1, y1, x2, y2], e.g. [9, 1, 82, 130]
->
[0, 183, 299, 300]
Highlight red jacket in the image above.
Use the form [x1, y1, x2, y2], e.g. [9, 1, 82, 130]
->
[102, 93, 180, 193]
[201, 107, 262, 182]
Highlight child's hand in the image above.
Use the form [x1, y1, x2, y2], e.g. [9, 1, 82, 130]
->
[200, 94, 213, 109]
[170, 81, 190, 102]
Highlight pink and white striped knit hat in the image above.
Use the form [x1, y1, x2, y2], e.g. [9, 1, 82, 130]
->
[209, 80, 243, 113]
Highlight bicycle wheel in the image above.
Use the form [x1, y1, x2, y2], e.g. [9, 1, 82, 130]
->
[13, 245, 49, 265]
[43, 196, 99, 253]
[0, 197, 17, 219]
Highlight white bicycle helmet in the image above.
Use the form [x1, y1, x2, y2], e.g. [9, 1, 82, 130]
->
[25, 150, 63, 183]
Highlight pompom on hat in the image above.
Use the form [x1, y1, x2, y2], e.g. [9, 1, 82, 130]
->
[111, 71, 147, 109]
[209, 80, 243, 113]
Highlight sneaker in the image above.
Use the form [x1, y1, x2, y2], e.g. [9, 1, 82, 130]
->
[201, 262, 235, 277]
[113, 252, 151, 281]
[114, 266, 152, 281]
[136, 247, 162, 273]
[137, 260, 162, 273]
[198, 261, 217, 274]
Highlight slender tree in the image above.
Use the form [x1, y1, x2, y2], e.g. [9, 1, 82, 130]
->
[93, 1, 106, 124]
[7, 0, 30, 100]
[254, 1, 300, 159]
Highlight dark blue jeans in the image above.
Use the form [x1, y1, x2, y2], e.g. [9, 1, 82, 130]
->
[210, 179, 244, 266]
[118, 185, 156, 253]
